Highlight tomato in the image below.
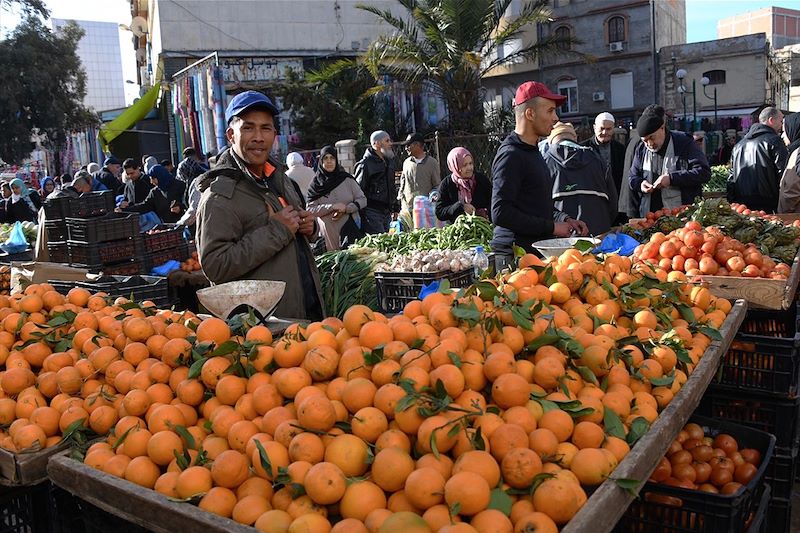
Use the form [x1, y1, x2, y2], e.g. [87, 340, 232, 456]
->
[726, 256, 746, 273]
[699, 257, 719, 275]
[691, 445, 713, 463]
[668, 439, 683, 456]
[693, 461, 712, 484]
[698, 483, 719, 494]
[645, 492, 684, 507]
[673, 463, 697, 483]
[682, 438, 702, 450]
[729, 451, 745, 467]
[742, 265, 761, 277]
[720, 481, 743, 495]
[679, 245, 697, 258]
[670, 450, 693, 466]
[710, 465, 733, 487]
[740, 448, 761, 466]
[734, 462, 757, 485]
[659, 241, 678, 259]
[672, 255, 686, 272]
[650, 457, 672, 482]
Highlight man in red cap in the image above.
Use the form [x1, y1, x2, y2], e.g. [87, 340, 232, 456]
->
[490, 81, 588, 269]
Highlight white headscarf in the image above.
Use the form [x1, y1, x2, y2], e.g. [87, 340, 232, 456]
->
[286, 152, 304, 168]
[144, 156, 158, 175]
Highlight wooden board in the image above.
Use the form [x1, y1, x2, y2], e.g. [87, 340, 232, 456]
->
[0, 440, 71, 486]
[692, 248, 800, 310]
[47, 454, 256, 533]
[562, 299, 747, 533]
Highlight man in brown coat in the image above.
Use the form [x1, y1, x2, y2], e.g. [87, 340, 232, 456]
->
[195, 91, 324, 320]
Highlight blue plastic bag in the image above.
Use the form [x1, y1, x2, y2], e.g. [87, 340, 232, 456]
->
[0, 222, 29, 254]
[593, 233, 639, 257]
[139, 212, 161, 233]
[151, 259, 181, 276]
[418, 280, 440, 300]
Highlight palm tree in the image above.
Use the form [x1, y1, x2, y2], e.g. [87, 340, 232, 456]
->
[352, 0, 576, 133]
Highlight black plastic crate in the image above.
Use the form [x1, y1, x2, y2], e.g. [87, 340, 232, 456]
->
[66, 213, 138, 244]
[43, 196, 71, 220]
[46, 241, 70, 264]
[141, 224, 186, 253]
[764, 445, 798, 501]
[0, 482, 53, 533]
[73, 259, 145, 277]
[737, 300, 799, 338]
[714, 336, 800, 398]
[44, 218, 67, 242]
[67, 238, 138, 266]
[765, 497, 792, 533]
[143, 242, 190, 272]
[50, 485, 149, 533]
[616, 415, 775, 533]
[66, 191, 115, 218]
[374, 268, 474, 314]
[746, 484, 770, 533]
[698, 385, 800, 451]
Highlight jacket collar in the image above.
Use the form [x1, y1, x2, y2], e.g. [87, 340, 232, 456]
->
[197, 149, 281, 199]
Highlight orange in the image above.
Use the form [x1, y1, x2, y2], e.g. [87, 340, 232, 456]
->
[210, 449, 250, 488]
[304, 461, 347, 505]
[532, 478, 579, 525]
[444, 471, 491, 516]
[501, 447, 542, 489]
[175, 465, 213, 499]
[452, 450, 501, 488]
[195, 317, 231, 346]
[339, 481, 387, 522]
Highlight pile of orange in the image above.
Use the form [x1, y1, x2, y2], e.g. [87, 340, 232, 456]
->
[632, 221, 790, 280]
[0, 249, 730, 533]
[181, 251, 202, 272]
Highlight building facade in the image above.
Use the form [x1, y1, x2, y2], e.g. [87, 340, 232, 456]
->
[482, 0, 686, 129]
[52, 19, 127, 113]
[660, 34, 789, 122]
[718, 7, 800, 49]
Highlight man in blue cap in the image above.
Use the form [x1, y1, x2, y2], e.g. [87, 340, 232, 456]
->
[93, 156, 123, 194]
[195, 90, 323, 320]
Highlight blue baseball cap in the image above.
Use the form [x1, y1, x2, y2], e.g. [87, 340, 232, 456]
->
[103, 156, 121, 166]
[224, 91, 280, 124]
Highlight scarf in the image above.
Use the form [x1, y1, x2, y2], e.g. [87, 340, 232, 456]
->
[40, 177, 55, 197]
[307, 146, 351, 202]
[149, 165, 174, 192]
[9, 178, 36, 212]
[446, 147, 476, 204]
[785, 112, 800, 156]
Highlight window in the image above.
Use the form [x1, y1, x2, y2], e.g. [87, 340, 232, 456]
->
[554, 26, 571, 51]
[610, 72, 633, 109]
[702, 69, 726, 85]
[557, 79, 578, 114]
[608, 16, 625, 43]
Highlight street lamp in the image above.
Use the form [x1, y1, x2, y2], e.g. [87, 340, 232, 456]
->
[676, 68, 696, 131]
[701, 76, 718, 126]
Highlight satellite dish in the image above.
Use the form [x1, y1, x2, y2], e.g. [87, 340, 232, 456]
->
[130, 16, 148, 37]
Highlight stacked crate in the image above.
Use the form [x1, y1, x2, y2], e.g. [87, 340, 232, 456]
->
[140, 224, 190, 274]
[697, 302, 800, 532]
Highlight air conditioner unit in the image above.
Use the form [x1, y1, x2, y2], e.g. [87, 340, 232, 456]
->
[592, 91, 605, 102]
[609, 42, 624, 52]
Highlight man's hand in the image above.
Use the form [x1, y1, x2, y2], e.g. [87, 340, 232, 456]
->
[298, 209, 315, 236]
[653, 173, 671, 189]
[567, 218, 589, 236]
[170, 201, 181, 214]
[332, 203, 347, 214]
[640, 181, 653, 194]
[464, 203, 475, 215]
[553, 222, 572, 237]
[119, 200, 129, 209]
[269, 204, 300, 234]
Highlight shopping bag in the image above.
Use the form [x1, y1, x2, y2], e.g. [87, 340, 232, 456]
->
[1, 222, 29, 254]
[340, 213, 366, 249]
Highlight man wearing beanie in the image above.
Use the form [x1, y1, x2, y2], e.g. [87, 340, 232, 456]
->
[581, 112, 626, 223]
[544, 122, 617, 235]
[354, 130, 399, 233]
[729, 106, 787, 213]
[491, 81, 588, 269]
[629, 105, 710, 217]
[93, 156, 124, 194]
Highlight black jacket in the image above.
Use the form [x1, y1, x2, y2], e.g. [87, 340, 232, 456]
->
[629, 131, 710, 216]
[122, 180, 186, 223]
[124, 178, 153, 205]
[491, 132, 568, 254]
[545, 141, 617, 236]
[354, 148, 398, 212]
[93, 167, 123, 195]
[435, 172, 492, 223]
[729, 123, 789, 213]
[581, 136, 626, 197]
[4, 197, 37, 223]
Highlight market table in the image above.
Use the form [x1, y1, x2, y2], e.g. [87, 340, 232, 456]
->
[562, 299, 747, 533]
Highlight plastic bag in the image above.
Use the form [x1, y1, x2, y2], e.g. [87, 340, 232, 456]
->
[592, 233, 639, 257]
[0, 222, 29, 254]
[418, 280, 440, 300]
[150, 259, 181, 276]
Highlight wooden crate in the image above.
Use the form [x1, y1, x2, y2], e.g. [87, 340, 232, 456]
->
[47, 453, 256, 533]
[562, 300, 747, 533]
[691, 249, 800, 310]
[0, 441, 70, 486]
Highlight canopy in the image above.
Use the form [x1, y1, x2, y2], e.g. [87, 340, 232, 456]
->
[98, 83, 161, 152]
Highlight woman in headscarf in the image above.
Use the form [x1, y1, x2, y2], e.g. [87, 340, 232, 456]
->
[778, 112, 800, 212]
[39, 177, 56, 199]
[435, 147, 492, 223]
[5, 178, 40, 223]
[285, 152, 315, 200]
[306, 146, 367, 251]
[119, 165, 186, 223]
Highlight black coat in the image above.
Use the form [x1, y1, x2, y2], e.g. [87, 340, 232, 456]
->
[729, 123, 789, 213]
[4, 197, 37, 223]
[93, 167, 123, 195]
[124, 178, 153, 205]
[354, 148, 398, 212]
[435, 172, 492, 223]
[581, 136, 626, 198]
[122, 180, 186, 223]
[490, 132, 568, 254]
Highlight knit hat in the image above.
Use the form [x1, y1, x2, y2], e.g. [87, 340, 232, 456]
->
[87, 162, 100, 174]
[548, 122, 577, 143]
[370, 130, 390, 145]
[103, 156, 120, 166]
[637, 105, 666, 137]
[595, 112, 615, 125]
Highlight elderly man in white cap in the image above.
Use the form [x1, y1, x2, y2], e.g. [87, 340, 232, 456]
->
[354, 130, 398, 233]
[581, 112, 627, 223]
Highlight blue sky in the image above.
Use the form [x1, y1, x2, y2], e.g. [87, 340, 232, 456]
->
[687, 0, 800, 42]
